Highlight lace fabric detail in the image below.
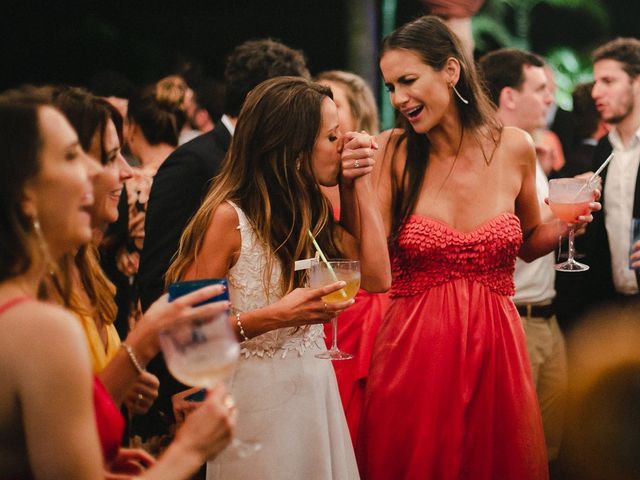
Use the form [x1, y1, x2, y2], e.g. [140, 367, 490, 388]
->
[226, 201, 324, 358]
[390, 212, 523, 298]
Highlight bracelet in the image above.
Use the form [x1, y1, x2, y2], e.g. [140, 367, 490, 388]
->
[235, 312, 250, 342]
[120, 343, 146, 375]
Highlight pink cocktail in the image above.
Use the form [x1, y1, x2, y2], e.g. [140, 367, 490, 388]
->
[548, 178, 595, 272]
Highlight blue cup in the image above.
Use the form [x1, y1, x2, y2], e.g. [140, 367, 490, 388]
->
[168, 278, 229, 305]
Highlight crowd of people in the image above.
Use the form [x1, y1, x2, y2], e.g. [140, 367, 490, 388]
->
[1, 13, 640, 480]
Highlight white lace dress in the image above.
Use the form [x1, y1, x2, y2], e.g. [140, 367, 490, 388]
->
[206, 201, 360, 480]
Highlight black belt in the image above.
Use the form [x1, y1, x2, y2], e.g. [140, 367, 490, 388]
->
[515, 303, 555, 319]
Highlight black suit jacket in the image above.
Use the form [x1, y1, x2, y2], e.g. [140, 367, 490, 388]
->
[138, 124, 231, 311]
[132, 124, 231, 440]
[582, 136, 640, 306]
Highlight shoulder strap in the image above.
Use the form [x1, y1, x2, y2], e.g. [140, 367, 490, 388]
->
[0, 296, 30, 315]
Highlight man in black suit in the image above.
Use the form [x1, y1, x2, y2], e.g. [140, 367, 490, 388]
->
[132, 38, 310, 447]
[581, 37, 640, 316]
[138, 39, 310, 312]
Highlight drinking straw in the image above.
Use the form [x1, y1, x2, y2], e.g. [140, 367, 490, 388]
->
[575, 152, 614, 197]
[307, 230, 348, 299]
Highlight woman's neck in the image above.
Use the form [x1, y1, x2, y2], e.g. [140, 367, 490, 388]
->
[0, 267, 44, 300]
[136, 143, 174, 175]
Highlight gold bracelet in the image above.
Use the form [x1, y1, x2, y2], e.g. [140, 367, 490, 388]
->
[235, 312, 250, 342]
[120, 342, 146, 375]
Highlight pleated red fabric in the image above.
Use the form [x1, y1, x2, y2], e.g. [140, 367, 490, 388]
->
[358, 213, 548, 480]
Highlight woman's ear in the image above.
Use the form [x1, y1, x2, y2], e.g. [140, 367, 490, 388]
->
[20, 181, 38, 220]
[445, 57, 462, 86]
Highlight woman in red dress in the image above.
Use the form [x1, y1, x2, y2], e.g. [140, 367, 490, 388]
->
[358, 16, 600, 479]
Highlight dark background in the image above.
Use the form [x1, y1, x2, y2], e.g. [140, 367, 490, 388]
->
[1, 0, 639, 94]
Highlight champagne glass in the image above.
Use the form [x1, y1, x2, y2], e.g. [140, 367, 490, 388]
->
[159, 308, 261, 458]
[548, 178, 595, 272]
[309, 259, 360, 360]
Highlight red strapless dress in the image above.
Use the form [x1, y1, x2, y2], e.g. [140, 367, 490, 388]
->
[324, 290, 390, 449]
[358, 213, 548, 480]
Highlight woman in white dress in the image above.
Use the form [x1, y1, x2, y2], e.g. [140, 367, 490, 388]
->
[166, 76, 391, 479]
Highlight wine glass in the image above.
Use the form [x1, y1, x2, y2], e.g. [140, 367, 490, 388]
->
[159, 308, 261, 458]
[309, 259, 360, 360]
[548, 178, 596, 272]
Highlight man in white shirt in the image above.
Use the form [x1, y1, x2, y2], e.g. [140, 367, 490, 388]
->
[583, 37, 640, 311]
[479, 48, 566, 462]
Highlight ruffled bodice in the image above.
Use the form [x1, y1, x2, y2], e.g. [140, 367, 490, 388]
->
[390, 212, 522, 298]
[226, 201, 324, 358]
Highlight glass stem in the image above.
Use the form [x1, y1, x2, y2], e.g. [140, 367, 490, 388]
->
[330, 316, 339, 351]
[568, 227, 576, 263]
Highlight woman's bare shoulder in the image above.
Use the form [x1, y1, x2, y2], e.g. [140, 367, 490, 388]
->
[498, 126, 536, 166]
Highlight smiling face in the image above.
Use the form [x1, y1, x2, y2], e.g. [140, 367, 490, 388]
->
[311, 97, 342, 187]
[380, 48, 453, 134]
[25, 107, 97, 258]
[87, 118, 133, 229]
[592, 59, 639, 125]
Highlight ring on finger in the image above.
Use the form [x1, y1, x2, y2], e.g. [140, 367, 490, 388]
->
[354, 159, 360, 168]
[323, 303, 328, 312]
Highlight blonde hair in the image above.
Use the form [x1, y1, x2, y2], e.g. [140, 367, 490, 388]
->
[316, 70, 379, 135]
[166, 76, 341, 294]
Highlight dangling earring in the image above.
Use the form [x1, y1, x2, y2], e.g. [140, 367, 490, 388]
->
[451, 83, 469, 105]
[33, 218, 55, 275]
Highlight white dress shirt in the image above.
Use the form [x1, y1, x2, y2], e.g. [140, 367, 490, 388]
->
[604, 127, 640, 295]
[513, 161, 556, 304]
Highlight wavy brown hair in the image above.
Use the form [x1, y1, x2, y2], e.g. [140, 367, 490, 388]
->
[167, 76, 341, 295]
[381, 15, 502, 244]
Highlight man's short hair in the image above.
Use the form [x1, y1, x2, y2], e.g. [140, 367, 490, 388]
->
[478, 48, 546, 106]
[224, 39, 310, 117]
[592, 37, 640, 79]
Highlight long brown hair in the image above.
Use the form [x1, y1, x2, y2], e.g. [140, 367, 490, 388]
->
[167, 76, 341, 295]
[0, 88, 52, 281]
[381, 15, 502, 244]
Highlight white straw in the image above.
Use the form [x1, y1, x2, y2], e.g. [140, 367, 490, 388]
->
[307, 230, 347, 298]
[575, 152, 614, 197]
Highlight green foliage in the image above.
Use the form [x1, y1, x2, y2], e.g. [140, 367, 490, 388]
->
[546, 47, 594, 110]
[472, 0, 608, 110]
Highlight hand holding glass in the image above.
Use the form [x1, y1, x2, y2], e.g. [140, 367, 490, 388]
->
[548, 178, 596, 272]
[309, 259, 360, 360]
[160, 282, 261, 458]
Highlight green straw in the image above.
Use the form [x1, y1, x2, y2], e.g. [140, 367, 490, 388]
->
[307, 230, 347, 299]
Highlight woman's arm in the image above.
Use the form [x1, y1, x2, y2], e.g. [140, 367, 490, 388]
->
[514, 129, 600, 262]
[183, 203, 354, 341]
[98, 285, 230, 406]
[336, 131, 391, 292]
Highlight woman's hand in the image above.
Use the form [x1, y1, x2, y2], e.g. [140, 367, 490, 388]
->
[631, 240, 640, 269]
[105, 447, 156, 479]
[340, 131, 378, 186]
[173, 384, 236, 463]
[171, 387, 202, 426]
[128, 284, 231, 362]
[123, 371, 160, 415]
[267, 281, 355, 329]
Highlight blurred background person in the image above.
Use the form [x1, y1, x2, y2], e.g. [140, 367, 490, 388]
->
[582, 37, 640, 318]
